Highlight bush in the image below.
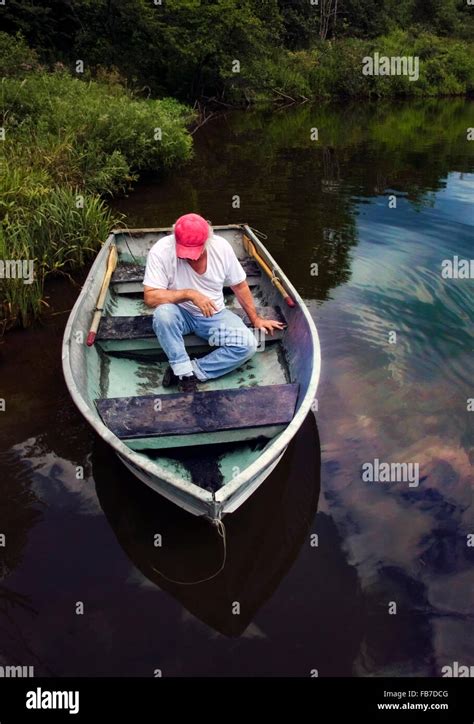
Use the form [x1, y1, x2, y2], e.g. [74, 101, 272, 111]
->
[0, 35, 195, 331]
[223, 30, 474, 102]
[347, 31, 474, 98]
[0, 32, 39, 77]
[2, 70, 195, 193]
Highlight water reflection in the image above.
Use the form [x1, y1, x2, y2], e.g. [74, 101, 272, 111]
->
[93, 414, 321, 638]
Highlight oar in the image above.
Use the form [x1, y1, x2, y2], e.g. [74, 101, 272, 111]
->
[86, 244, 118, 346]
[243, 235, 295, 308]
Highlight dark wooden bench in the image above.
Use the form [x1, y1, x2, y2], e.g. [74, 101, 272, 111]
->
[96, 383, 298, 448]
[96, 306, 286, 343]
[111, 258, 262, 293]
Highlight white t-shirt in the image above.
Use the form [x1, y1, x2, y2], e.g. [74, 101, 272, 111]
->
[143, 233, 246, 316]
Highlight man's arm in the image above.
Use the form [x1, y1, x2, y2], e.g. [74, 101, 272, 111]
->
[144, 286, 218, 317]
[144, 286, 195, 308]
[230, 280, 286, 336]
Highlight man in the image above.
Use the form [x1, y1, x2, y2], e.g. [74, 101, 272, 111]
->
[143, 213, 285, 392]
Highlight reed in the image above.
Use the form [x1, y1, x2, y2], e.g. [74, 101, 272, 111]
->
[0, 176, 116, 329]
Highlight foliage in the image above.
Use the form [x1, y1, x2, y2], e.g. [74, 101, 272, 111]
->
[2, 67, 194, 191]
[0, 33, 195, 330]
[3, 0, 472, 102]
[223, 30, 474, 102]
[0, 182, 114, 327]
[0, 30, 39, 76]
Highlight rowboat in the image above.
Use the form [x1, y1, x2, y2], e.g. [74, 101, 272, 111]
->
[62, 224, 321, 522]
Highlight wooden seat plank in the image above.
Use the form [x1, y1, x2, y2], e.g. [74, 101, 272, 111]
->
[112, 258, 261, 285]
[96, 383, 298, 440]
[97, 306, 286, 342]
[112, 278, 260, 295]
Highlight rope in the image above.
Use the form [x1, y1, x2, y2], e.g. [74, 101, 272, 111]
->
[150, 519, 227, 586]
[270, 268, 281, 286]
[248, 225, 268, 240]
[123, 230, 139, 264]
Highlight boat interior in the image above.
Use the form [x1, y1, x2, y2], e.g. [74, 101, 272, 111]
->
[91, 226, 300, 492]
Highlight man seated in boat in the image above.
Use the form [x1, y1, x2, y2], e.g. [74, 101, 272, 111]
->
[143, 213, 285, 392]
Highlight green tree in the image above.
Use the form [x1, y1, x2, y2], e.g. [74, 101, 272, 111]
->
[411, 0, 461, 36]
[1, 0, 81, 60]
[277, 0, 320, 48]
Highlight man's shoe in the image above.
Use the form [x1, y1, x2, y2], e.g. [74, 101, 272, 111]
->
[178, 374, 199, 393]
[162, 365, 179, 388]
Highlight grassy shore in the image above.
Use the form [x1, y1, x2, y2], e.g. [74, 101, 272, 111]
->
[0, 33, 194, 333]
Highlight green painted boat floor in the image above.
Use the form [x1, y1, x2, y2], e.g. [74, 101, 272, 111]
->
[106, 294, 150, 316]
[101, 343, 288, 398]
[105, 289, 265, 317]
[97, 279, 288, 491]
[99, 336, 289, 491]
[143, 439, 270, 492]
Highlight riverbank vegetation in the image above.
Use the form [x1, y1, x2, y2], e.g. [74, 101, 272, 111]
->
[0, 33, 194, 332]
[2, 0, 473, 104]
[248, 31, 474, 103]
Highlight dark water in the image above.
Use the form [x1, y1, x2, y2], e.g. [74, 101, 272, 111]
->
[1, 99, 473, 677]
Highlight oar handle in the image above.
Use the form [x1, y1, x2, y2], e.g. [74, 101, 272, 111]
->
[86, 244, 118, 346]
[244, 235, 296, 307]
[280, 291, 296, 308]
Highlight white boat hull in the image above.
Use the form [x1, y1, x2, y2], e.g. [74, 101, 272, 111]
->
[118, 447, 287, 519]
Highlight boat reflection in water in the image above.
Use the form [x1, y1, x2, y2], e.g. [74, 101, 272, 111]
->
[93, 413, 320, 637]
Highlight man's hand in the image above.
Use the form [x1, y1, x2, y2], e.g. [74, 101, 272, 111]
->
[190, 290, 218, 317]
[253, 316, 287, 336]
[230, 281, 287, 335]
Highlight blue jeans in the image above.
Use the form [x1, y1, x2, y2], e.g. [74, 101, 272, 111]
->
[152, 304, 258, 380]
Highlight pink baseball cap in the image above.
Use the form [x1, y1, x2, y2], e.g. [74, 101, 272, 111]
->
[174, 213, 210, 259]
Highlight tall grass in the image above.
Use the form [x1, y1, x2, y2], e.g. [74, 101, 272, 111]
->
[0, 34, 195, 333]
[0, 174, 115, 328]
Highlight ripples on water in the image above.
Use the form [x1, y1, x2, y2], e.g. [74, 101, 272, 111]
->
[1, 99, 473, 676]
[313, 171, 474, 675]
